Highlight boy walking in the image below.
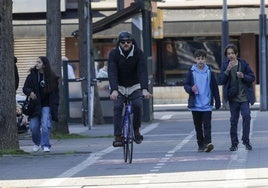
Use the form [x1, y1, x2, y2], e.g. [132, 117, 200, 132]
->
[219, 43, 255, 151]
[184, 49, 221, 152]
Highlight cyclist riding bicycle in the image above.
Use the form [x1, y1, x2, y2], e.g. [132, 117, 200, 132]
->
[108, 31, 152, 147]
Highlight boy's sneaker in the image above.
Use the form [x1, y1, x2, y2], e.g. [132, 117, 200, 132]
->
[229, 144, 238, 151]
[43, 147, 50, 152]
[243, 142, 252, 150]
[198, 146, 205, 152]
[204, 143, 214, 152]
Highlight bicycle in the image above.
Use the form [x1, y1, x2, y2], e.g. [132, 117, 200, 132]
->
[120, 94, 143, 164]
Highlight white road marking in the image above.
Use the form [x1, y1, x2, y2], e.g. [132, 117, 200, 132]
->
[140, 129, 195, 184]
[40, 122, 159, 187]
[160, 114, 173, 120]
[220, 111, 257, 188]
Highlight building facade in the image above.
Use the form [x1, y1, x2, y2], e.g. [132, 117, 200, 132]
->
[13, 0, 265, 103]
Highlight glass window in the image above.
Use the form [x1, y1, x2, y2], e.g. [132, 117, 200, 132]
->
[161, 38, 222, 86]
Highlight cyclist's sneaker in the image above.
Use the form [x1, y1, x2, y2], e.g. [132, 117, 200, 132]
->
[113, 136, 123, 147]
[134, 134, 143, 144]
[134, 128, 143, 144]
[204, 143, 214, 152]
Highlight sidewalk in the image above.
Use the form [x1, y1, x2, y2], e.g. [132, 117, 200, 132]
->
[19, 123, 114, 155]
[18, 103, 261, 155]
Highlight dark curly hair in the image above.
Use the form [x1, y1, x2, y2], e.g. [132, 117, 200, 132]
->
[224, 43, 238, 57]
[194, 49, 207, 58]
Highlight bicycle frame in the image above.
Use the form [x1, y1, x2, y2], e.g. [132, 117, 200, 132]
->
[123, 102, 134, 142]
[122, 95, 135, 164]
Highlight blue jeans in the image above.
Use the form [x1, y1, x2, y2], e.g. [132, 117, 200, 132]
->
[29, 107, 52, 148]
[229, 101, 251, 145]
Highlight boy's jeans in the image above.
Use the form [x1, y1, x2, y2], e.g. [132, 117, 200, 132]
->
[29, 107, 52, 148]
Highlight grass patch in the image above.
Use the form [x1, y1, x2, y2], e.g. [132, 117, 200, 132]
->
[51, 133, 113, 139]
[0, 149, 29, 156]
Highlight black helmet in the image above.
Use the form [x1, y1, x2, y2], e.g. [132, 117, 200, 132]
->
[118, 31, 133, 41]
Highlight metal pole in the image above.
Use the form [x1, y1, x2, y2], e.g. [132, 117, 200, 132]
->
[221, 0, 229, 109]
[222, 0, 229, 65]
[117, 0, 124, 11]
[141, 0, 153, 122]
[259, 0, 268, 111]
[62, 60, 70, 120]
[85, 0, 93, 129]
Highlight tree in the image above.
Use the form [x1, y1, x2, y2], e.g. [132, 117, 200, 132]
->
[46, 0, 69, 134]
[0, 0, 19, 150]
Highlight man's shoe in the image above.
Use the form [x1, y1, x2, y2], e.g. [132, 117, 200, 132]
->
[113, 136, 123, 147]
[134, 128, 143, 144]
[243, 142, 252, 150]
[229, 144, 238, 151]
[134, 134, 143, 144]
[32, 145, 40, 152]
[204, 143, 214, 152]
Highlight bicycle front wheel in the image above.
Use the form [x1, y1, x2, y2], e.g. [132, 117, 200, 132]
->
[128, 113, 134, 164]
[123, 138, 128, 163]
[123, 135, 133, 164]
[123, 114, 134, 164]
[128, 135, 133, 164]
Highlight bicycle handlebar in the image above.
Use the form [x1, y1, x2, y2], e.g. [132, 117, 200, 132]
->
[118, 94, 144, 101]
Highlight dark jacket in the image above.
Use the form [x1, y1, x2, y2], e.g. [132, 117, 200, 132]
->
[218, 58, 255, 105]
[184, 66, 221, 109]
[108, 44, 149, 92]
[23, 68, 59, 120]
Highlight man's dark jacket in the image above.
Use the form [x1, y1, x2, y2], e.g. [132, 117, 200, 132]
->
[108, 45, 149, 93]
[184, 66, 221, 109]
[218, 58, 255, 105]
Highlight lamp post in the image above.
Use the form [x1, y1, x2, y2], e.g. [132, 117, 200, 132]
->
[85, 0, 93, 129]
[141, 0, 153, 122]
[221, 0, 229, 109]
[132, 0, 153, 122]
[222, 0, 229, 64]
[259, 0, 268, 111]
